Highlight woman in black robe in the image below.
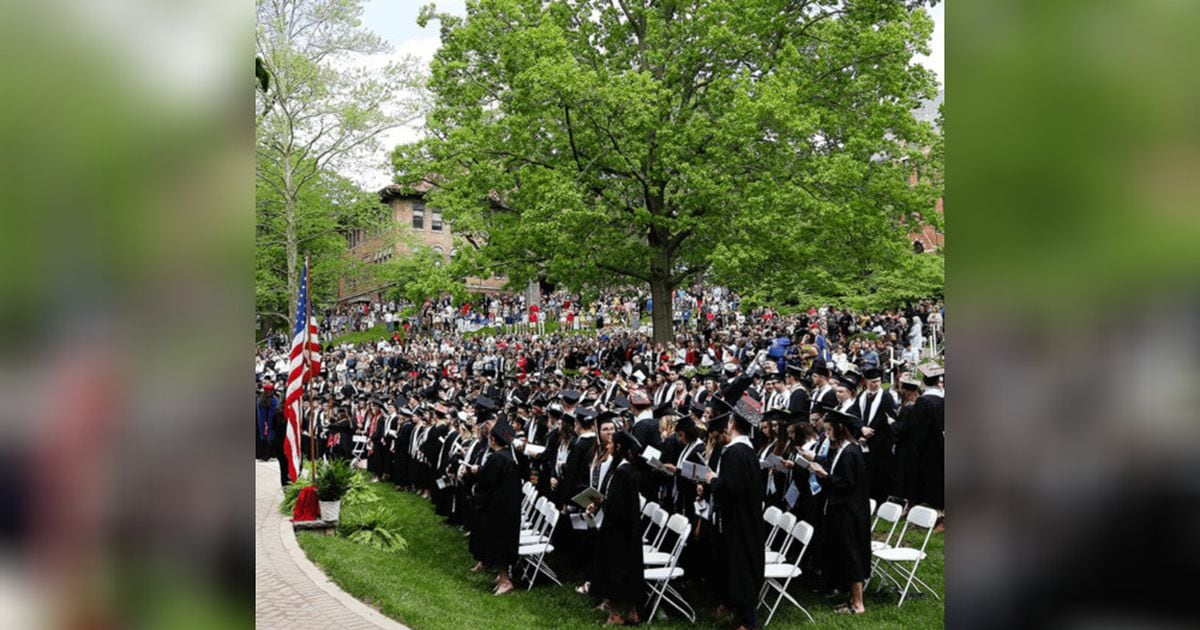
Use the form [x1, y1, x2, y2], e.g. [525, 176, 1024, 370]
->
[588, 430, 645, 626]
[810, 409, 872, 614]
[467, 417, 521, 595]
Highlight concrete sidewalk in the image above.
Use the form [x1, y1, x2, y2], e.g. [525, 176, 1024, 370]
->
[255, 461, 409, 630]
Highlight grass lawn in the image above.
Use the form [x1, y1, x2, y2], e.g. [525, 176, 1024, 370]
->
[297, 482, 943, 629]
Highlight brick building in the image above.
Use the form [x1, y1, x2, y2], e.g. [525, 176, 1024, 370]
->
[336, 183, 505, 304]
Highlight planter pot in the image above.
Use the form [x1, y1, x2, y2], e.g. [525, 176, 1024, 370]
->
[319, 500, 341, 522]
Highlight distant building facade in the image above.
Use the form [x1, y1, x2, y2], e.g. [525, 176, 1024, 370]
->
[336, 184, 505, 304]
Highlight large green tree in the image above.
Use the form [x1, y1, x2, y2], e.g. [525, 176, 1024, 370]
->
[256, 163, 384, 336]
[257, 0, 425, 321]
[395, 0, 940, 344]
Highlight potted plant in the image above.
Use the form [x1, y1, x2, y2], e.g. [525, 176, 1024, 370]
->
[315, 460, 353, 522]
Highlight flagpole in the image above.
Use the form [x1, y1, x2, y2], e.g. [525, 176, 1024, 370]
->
[305, 254, 317, 484]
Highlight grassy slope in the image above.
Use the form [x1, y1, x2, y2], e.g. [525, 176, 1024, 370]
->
[298, 483, 943, 630]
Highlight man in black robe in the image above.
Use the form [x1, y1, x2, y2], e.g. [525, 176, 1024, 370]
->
[856, 367, 898, 503]
[392, 408, 415, 489]
[893, 365, 944, 511]
[706, 395, 766, 630]
[784, 365, 812, 424]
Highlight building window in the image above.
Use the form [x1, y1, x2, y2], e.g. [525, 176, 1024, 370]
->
[412, 202, 425, 229]
[431, 209, 443, 231]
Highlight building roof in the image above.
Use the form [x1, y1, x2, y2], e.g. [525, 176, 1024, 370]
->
[379, 180, 434, 204]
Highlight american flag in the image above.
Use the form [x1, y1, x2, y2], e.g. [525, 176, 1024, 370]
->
[284, 260, 321, 482]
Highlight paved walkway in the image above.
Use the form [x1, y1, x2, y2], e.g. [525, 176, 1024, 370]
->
[255, 461, 410, 630]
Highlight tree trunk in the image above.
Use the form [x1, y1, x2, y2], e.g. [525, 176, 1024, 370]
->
[647, 227, 674, 347]
[649, 273, 673, 347]
[284, 163, 298, 323]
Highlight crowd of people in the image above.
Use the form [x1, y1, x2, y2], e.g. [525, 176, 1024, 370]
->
[255, 293, 944, 628]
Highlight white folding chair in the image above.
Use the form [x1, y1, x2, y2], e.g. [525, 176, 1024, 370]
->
[350, 435, 368, 466]
[644, 514, 695, 623]
[764, 513, 797, 564]
[641, 501, 660, 539]
[866, 501, 907, 588]
[871, 505, 941, 605]
[518, 502, 562, 589]
[642, 506, 670, 558]
[870, 498, 878, 516]
[520, 496, 550, 545]
[870, 501, 905, 553]
[762, 506, 784, 551]
[758, 520, 815, 626]
[644, 507, 686, 566]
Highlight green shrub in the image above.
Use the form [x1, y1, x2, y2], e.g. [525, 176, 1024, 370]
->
[338, 506, 409, 553]
[315, 459, 354, 501]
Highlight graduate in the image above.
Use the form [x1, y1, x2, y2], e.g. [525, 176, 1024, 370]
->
[587, 430, 646, 626]
[759, 410, 794, 510]
[809, 407, 872, 615]
[856, 367, 898, 503]
[576, 411, 618, 597]
[705, 394, 766, 630]
[467, 414, 521, 595]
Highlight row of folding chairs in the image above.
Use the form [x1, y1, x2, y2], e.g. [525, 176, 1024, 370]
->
[517, 482, 562, 589]
[638, 498, 696, 624]
[867, 500, 942, 606]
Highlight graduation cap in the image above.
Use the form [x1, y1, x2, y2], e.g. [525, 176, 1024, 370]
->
[689, 401, 707, 417]
[560, 389, 582, 405]
[675, 415, 698, 435]
[811, 360, 831, 378]
[613, 429, 643, 455]
[823, 407, 863, 439]
[611, 395, 632, 410]
[547, 402, 563, 417]
[653, 403, 679, 419]
[595, 410, 619, 426]
[490, 414, 516, 446]
[862, 367, 883, 381]
[574, 407, 597, 427]
[762, 409, 790, 424]
[785, 364, 805, 378]
[918, 361, 944, 378]
[899, 376, 922, 392]
[474, 395, 498, 412]
[629, 391, 651, 407]
[733, 393, 763, 427]
[834, 373, 859, 391]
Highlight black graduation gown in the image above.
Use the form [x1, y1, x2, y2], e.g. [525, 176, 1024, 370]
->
[788, 387, 811, 424]
[590, 461, 645, 607]
[631, 417, 662, 500]
[892, 393, 944, 509]
[536, 427, 563, 498]
[857, 390, 898, 503]
[367, 413, 387, 477]
[433, 430, 461, 516]
[819, 442, 871, 586]
[393, 420, 415, 487]
[556, 434, 596, 565]
[711, 440, 765, 610]
[470, 447, 521, 569]
[559, 434, 596, 507]
[457, 439, 487, 529]
[695, 444, 725, 595]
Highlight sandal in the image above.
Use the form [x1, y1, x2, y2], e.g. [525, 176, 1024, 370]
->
[833, 604, 865, 614]
[494, 582, 514, 596]
[576, 582, 591, 595]
[604, 612, 626, 626]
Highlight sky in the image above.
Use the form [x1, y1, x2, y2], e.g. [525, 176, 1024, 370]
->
[349, 0, 945, 188]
